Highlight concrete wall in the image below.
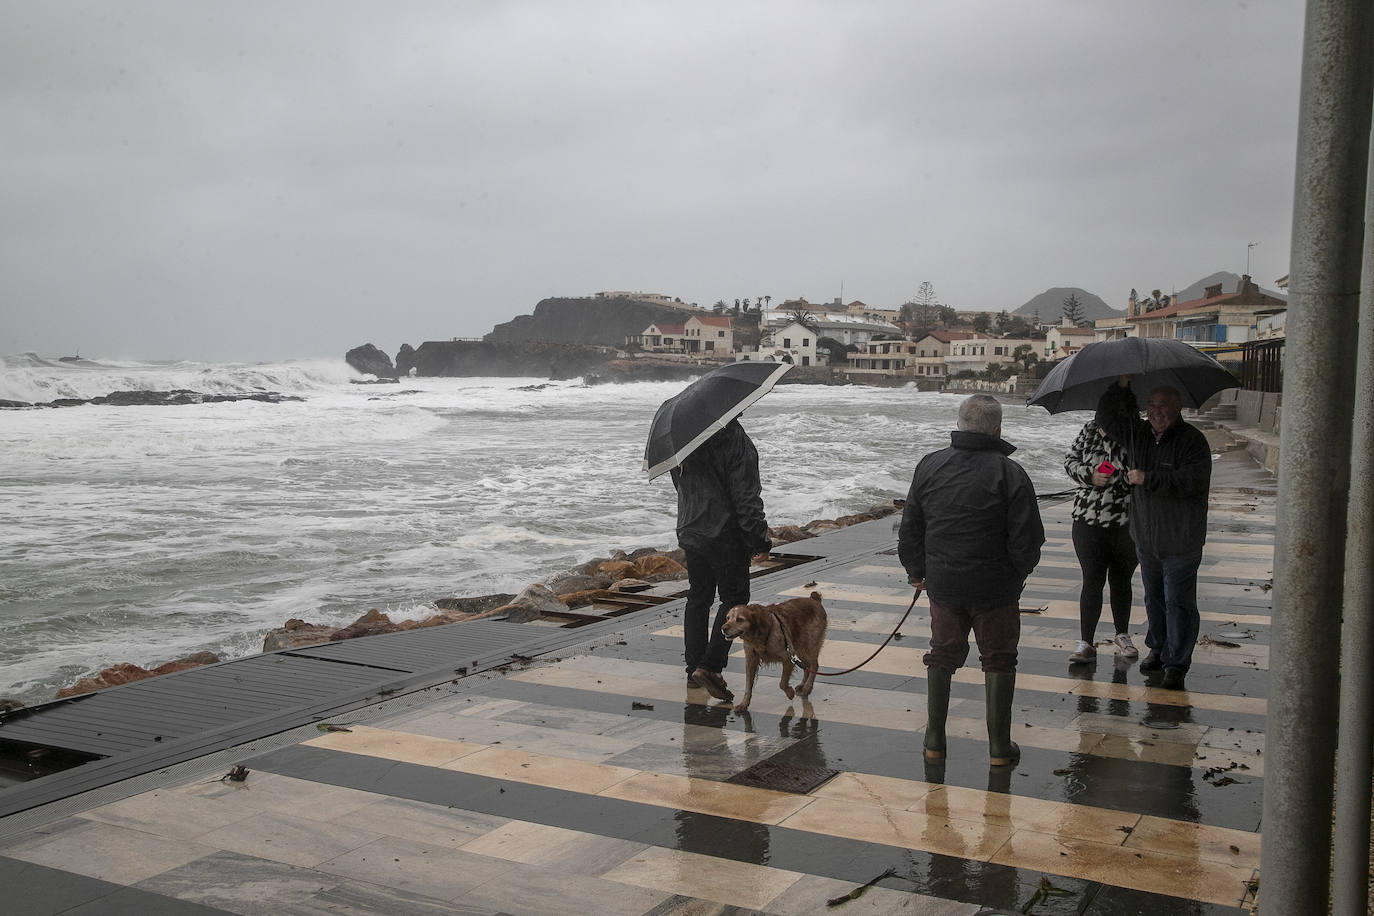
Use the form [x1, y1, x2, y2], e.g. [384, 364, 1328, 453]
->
[1235, 390, 1281, 433]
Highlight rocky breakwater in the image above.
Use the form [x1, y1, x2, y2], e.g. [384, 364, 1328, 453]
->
[1, 391, 305, 410]
[7, 502, 901, 710]
[345, 343, 400, 380]
[401, 339, 613, 380]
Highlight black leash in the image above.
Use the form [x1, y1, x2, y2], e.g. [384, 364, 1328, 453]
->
[771, 588, 923, 678]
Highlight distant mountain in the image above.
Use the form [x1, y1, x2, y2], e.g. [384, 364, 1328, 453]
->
[1012, 287, 1121, 322]
[1170, 271, 1287, 304]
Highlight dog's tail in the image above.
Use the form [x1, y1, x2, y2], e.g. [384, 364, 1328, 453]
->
[810, 590, 822, 601]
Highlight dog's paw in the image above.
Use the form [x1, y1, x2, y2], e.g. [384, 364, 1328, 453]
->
[782, 685, 795, 700]
[732, 702, 751, 714]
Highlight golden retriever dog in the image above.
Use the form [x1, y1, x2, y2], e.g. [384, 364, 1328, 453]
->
[720, 591, 827, 713]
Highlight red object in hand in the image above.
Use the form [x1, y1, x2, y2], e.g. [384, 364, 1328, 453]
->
[1097, 460, 1117, 475]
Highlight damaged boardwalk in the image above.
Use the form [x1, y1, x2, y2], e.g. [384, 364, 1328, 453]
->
[0, 449, 1275, 914]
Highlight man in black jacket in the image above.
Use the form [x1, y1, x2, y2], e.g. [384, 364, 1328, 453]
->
[670, 417, 771, 703]
[898, 395, 1045, 766]
[1095, 378, 1212, 691]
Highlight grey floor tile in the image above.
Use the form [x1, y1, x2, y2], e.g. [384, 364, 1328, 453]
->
[5, 819, 218, 885]
[59, 885, 237, 915]
[316, 835, 515, 901]
[328, 797, 509, 849]
[0, 854, 125, 916]
[195, 810, 385, 869]
[762, 873, 981, 915]
[463, 861, 670, 916]
[136, 849, 341, 915]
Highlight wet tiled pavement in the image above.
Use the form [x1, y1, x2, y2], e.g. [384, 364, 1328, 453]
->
[0, 446, 1275, 914]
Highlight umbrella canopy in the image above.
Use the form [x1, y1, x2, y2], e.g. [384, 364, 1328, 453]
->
[643, 361, 792, 480]
[1028, 337, 1239, 413]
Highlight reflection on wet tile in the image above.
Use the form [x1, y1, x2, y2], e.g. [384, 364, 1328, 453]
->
[443, 746, 638, 794]
[1126, 816, 1261, 868]
[460, 820, 650, 876]
[1071, 712, 1208, 746]
[7, 819, 217, 884]
[602, 772, 813, 825]
[329, 797, 508, 849]
[1092, 735, 1204, 768]
[601, 742, 750, 780]
[601, 845, 803, 909]
[303, 724, 485, 767]
[914, 784, 1139, 843]
[316, 835, 514, 901]
[811, 772, 935, 810]
[779, 797, 1013, 862]
[765, 873, 982, 914]
[989, 830, 1254, 907]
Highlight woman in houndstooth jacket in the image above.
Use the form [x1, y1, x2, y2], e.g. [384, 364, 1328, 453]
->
[1063, 420, 1139, 663]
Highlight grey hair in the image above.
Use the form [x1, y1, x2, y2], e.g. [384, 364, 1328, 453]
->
[957, 394, 1002, 434]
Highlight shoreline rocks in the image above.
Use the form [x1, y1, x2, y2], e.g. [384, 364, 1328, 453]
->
[2, 390, 305, 410]
[54, 651, 222, 699]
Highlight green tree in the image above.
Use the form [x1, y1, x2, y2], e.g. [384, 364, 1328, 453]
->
[1012, 344, 1040, 374]
[787, 306, 819, 332]
[972, 313, 992, 333]
[1062, 293, 1086, 327]
[1139, 289, 1171, 312]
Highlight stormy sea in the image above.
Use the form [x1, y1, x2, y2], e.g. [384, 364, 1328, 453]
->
[0, 353, 1087, 706]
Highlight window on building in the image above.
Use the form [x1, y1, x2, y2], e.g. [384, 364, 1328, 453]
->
[802, 339, 810, 347]
[706, 341, 714, 351]
[783, 338, 792, 348]
[718, 330, 725, 337]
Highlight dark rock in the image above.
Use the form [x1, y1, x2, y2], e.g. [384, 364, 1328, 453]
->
[330, 608, 403, 640]
[263, 618, 338, 652]
[0, 698, 25, 713]
[489, 584, 568, 623]
[545, 573, 612, 597]
[350, 378, 399, 385]
[345, 343, 399, 379]
[0, 399, 34, 409]
[56, 651, 222, 698]
[487, 296, 696, 347]
[395, 343, 418, 377]
[39, 390, 304, 408]
[432, 594, 516, 614]
[408, 339, 614, 380]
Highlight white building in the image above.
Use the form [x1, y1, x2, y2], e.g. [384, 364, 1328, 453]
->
[735, 320, 826, 366]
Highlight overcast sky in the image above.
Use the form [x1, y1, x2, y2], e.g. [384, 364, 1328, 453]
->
[2, 1, 1305, 363]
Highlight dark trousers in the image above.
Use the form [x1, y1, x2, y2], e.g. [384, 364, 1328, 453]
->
[923, 595, 1020, 674]
[1071, 519, 1138, 643]
[682, 537, 751, 675]
[1137, 549, 1203, 671]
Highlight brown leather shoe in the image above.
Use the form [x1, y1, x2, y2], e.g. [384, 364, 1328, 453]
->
[691, 668, 734, 702]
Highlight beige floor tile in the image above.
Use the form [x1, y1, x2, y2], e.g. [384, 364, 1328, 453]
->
[7, 819, 217, 884]
[1071, 712, 1209, 746]
[196, 810, 384, 868]
[913, 784, 1139, 843]
[601, 845, 803, 909]
[990, 830, 1255, 907]
[303, 723, 486, 766]
[463, 861, 669, 916]
[1127, 816, 1261, 868]
[1093, 734, 1207, 768]
[176, 771, 383, 821]
[779, 797, 1013, 861]
[763, 873, 982, 915]
[316, 834, 515, 901]
[811, 771, 936, 809]
[443, 745, 639, 793]
[78, 787, 259, 840]
[460, 819, 650, 875]
[601, 771, 814, 825]
[328, 796, 508, 849]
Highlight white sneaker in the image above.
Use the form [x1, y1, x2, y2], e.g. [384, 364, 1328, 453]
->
[1069, 640, 1097, 663]
[1113, 633, 1140, 658]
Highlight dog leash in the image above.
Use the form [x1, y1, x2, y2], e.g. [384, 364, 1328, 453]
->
[770, 588, 922, 678]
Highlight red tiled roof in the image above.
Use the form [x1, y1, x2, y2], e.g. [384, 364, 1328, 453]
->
[925, 331, 975, 342]
[649, 323, 685, 334]
[1129, 294, 1236, 322]
[692, 315, 733, 328]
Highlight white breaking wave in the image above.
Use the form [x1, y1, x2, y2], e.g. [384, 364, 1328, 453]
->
[0, 353, 364, 403]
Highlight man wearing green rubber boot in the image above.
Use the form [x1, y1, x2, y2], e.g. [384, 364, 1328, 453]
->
[898, 395, 1045, 767]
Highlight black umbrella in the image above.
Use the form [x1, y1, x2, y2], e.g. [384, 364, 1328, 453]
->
[644, 361, 792, 480]
[1028, 337, 1238, 413]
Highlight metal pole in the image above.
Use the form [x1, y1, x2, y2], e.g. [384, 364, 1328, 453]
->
[1260, 0, 1373, 912]
[1331, 86, 1374, 916]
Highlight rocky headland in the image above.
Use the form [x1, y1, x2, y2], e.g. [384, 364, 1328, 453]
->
[0, 390, 305, 410]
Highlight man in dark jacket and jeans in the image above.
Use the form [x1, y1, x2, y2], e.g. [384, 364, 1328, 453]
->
[670, 417, 771, 703]
[1095, 378, 1211, 691]
[898, 395, 1045, 766]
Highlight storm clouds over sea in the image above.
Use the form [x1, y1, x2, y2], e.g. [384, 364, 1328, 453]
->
[0, 355, 1086, 705]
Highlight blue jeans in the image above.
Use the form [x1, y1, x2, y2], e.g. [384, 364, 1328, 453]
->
[682, 535, 751, 675]
[1137, 549, 1203, 671]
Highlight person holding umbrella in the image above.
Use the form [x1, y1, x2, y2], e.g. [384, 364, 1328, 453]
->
[1063, 419, 1139, 664]
[645, 362, 788, 703]
[1095, 377, 1213, 691]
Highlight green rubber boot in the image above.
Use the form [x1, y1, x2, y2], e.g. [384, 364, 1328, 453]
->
[985, 671, 1021, 766]
[923, 667, 953, 760]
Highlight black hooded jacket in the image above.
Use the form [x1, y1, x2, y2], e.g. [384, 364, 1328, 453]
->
[898, 430, 1045, 605]
[1094, 384, 1211, 556]
[669, 418, 770, 554]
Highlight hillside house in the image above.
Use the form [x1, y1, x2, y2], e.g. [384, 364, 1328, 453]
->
[682, 315, 736, 355]
[1044, 323, 1096, 360]
[632, 322, 686, 353]
[946, 335, 1038, 375]
[1128, 275, 1286, 344]
[911, 331, 974, 381]
[735, 321, 826, 366]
